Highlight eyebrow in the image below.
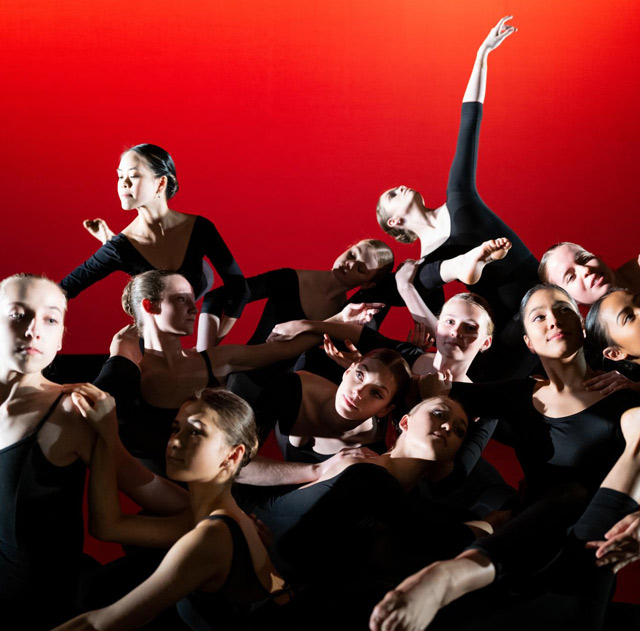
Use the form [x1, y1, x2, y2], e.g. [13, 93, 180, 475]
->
[8, 302, 63, 314]
[358, 364, 390, 393]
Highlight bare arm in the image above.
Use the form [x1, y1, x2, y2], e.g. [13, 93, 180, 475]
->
[463, 16, 516, 104]
[66, 383, 190, 546]
[53, 521, 232, 631]
[207, 333, 321, 380]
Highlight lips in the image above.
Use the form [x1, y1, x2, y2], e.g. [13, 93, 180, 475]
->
[18, 346, 41, 355]
[430, 431, 447, 446]
[547, 331, 566, 342]
[343, 394, 358, 410]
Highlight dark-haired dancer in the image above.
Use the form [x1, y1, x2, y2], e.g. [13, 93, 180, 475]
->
[61, 143, 249, 342]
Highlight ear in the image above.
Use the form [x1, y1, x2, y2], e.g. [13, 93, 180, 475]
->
[603, 346, 627, 362]
[387, 217, 402, 228]
[398, 413, 409, 432]
[156, 175, 167, 195]
[480, 335, 492, 353]
[523, 335, 536, 354]
[224, 444, 245, 471]
[141, 298, 160, 315]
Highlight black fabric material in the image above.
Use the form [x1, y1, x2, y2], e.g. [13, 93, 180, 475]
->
[94, 353, 218, 475]
[0, 394, 86, 629]
[60, 215, 249, 317]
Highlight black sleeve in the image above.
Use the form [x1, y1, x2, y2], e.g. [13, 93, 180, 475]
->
[253, 372, 303, 445]
[201, 267, 293, 317]
[453, 416, 498, 479]
[446, 102, 482, 196]
[59, 240, 126, 299]
[199, 217, 249, 318]
[93, 355, 141, 408]
[357, 327, 426, 368]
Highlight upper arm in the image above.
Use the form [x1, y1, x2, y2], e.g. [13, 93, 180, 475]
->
[85, 523, 232, 631]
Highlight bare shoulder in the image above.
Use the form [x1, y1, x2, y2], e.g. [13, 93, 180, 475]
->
[38, 393, 96, 466]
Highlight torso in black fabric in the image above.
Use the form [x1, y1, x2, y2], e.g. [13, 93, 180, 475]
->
[176, 514, 281, 631]
[94, 353, 218, 475]
[451, 379, 640, 498]
[255, 372, 387, 464]
[0, 394, 86, 628]
[251, 463, 474, 587]
[60, 215, 249, 316]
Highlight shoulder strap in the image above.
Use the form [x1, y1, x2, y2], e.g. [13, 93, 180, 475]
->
[199, 350, 218, 387]
[34, 392, 65, 435]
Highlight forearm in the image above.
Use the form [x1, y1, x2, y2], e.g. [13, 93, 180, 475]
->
[293, 319, 364, 343]
[463, 48, 489, 103]
[600, 439, 640, 501]
[237, 455, 320, 486]
[396, 281, 438, 332]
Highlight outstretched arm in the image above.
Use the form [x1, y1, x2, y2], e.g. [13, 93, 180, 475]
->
[463, 15, 516, 104]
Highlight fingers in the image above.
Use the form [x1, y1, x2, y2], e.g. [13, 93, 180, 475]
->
[70, 391, 92, 418]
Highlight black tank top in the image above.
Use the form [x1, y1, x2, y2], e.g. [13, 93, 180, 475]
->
[0, 393, 86, 625]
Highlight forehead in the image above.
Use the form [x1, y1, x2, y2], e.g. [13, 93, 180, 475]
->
[163, 275, 194, 295]
[353, 242, 379, 268]
[527, 288, 572, 308]
[1, 278, 66, 312]
[355, 358, 394, 382]
[417, 396, 468, 424]
[546, 245, 592, 278]
[177, 400, 216, 423]
[440, 299, 485, 322]
[118, 151, 150, 171]
[601, 291, 637, 319]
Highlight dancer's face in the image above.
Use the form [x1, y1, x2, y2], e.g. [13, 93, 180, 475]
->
[332, 241, 380, 288]
[379, 185, 423, 227]
[544, 244, 613, 306]
[523, 288, 584, 358]
[151, 275, 198, 336]
[435, 299, 492, 361]
[117, 151, 164, 210]
[399, 396, 468, 462]
[335, 357, 396, 422]
[597, 290, 640, 363]
[0, 278, 66, 376]
[166, 400, 242, 482]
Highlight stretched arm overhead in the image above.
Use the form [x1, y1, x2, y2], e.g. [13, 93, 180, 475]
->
[463, 15, 516, 104]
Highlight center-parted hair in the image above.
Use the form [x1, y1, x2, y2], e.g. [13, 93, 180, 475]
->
[125, 144, 179, 200]
[439, 292, 495, 337]
[357, 239, 395, 281]
[0, 273, 68, 313]
[519, 283, 580, 329]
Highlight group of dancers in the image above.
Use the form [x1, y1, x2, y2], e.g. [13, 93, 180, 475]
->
[3, 15, 640, 631]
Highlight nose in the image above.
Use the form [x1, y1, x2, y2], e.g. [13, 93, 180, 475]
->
[187, 300, 197, 314]
[441, 420, 452, 434]
[25, 317, 39, 339]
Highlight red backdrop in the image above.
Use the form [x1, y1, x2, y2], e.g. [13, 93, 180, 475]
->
[3, 0, 639, 352]
[2, 0, 640, 601]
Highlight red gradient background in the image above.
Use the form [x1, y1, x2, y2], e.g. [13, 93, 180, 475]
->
[2, 0, 639, 600]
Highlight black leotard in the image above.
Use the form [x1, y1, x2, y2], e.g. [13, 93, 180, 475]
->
[0, 394, 86, 629]
[94, 353, 218, 475]
[60, 215, 250, 317]
[450, 379, 640, 498]
[176, 514, 287, 631]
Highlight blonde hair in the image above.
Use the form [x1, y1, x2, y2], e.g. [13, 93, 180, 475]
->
[0, 274, 67, 313]
[440, 293, 495, 337]
[121, 270, 178, 334]
[376, 195, 418, 244]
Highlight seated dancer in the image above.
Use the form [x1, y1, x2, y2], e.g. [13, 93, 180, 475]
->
[539, 242, 640, 307]
[0, 274, 187, 630]
[94, 270, 333, 475]
[370, 407, 640, 631]
[368, 16, 539, 378]
[54, 388, 291, 631]
[61, 143, 249, 337]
